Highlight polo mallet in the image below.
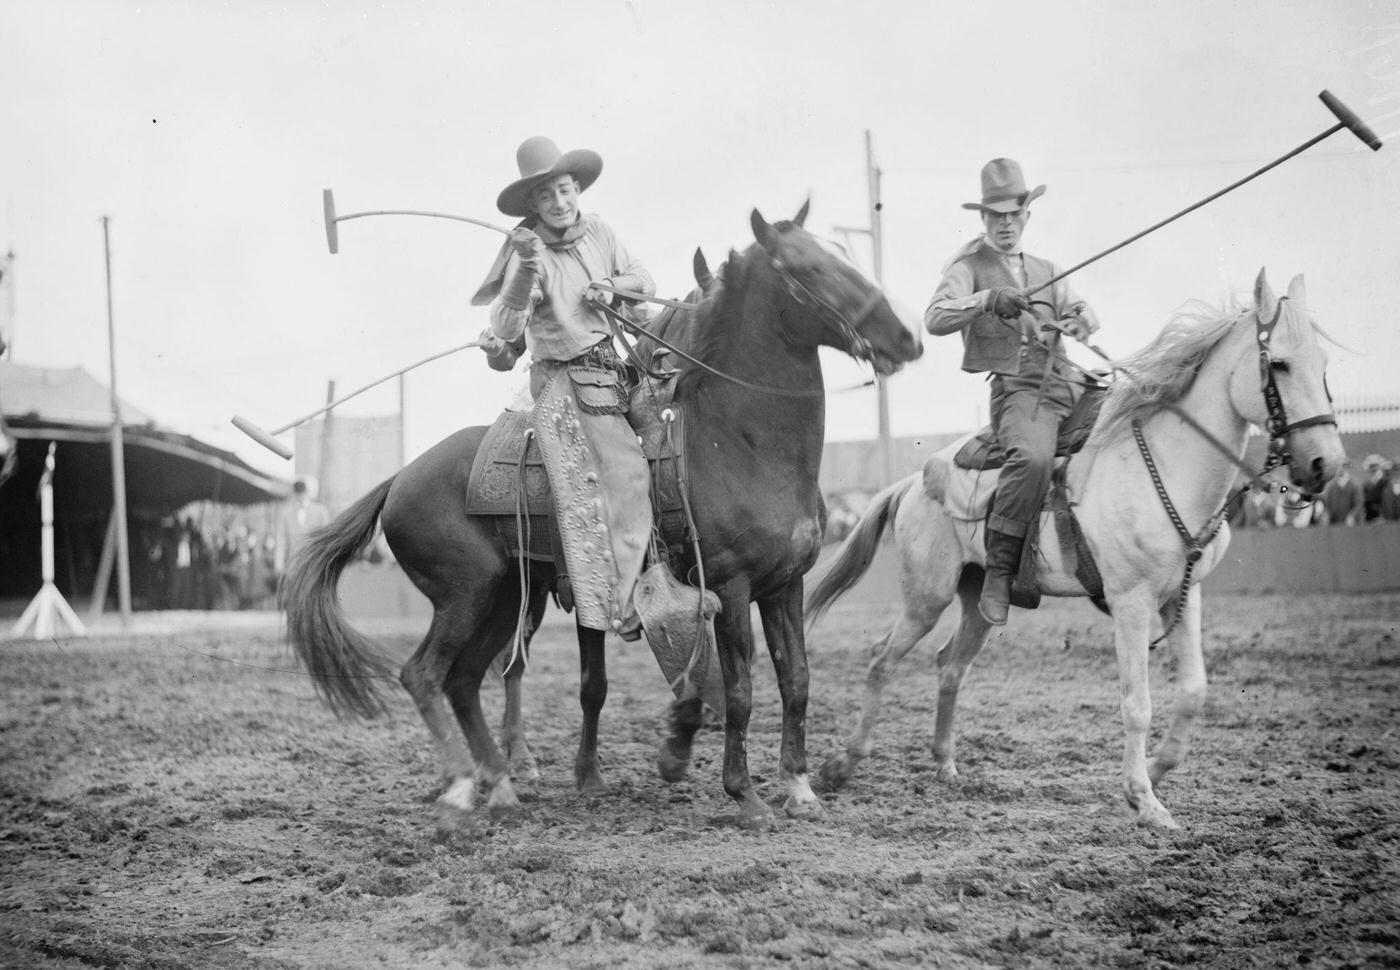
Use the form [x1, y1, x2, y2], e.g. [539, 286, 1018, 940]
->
[322, 189, 511, 254]
[1027, 89, 1383, 360]
[231, 338, 482, 459]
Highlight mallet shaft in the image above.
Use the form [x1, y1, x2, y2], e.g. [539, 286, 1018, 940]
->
[231, 338, 483, 458]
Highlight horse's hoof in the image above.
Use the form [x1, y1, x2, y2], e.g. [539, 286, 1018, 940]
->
[783, 796, 826, 822]
[510, 757, 542, 783]
[934, 762, 959, 782]
[433, 803, 481, 840]
[576, 770, 608, 796]
[485, 778, 521, 821]
[1136, 805, 1180, 830]
[737, 804, 775, 832]
[658, 743, 691, 784]
[817, 756, 852, 793]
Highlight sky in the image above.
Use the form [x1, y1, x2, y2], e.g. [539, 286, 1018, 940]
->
[2, 0, 1398, 480]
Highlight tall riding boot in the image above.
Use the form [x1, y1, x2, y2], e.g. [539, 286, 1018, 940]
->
[979, 529, 1026, 626]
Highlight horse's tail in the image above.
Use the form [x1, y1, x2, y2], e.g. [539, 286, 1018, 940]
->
[282, 477, 398, 719]
[806, 474, 917, 630]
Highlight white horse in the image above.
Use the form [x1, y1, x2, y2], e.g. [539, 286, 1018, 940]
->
[807, 269, 1346, 829]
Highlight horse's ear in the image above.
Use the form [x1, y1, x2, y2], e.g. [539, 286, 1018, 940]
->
[793, 196, 811, 228]
[693, 248, 713, 289]
[1254, 268, 1277, 317]
[750, 208, 778, 250]
[1286, 273, 1307, 305]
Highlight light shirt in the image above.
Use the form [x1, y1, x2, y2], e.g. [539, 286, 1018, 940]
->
[491, 215, 654, 363]
[924, 237, 1097, 337]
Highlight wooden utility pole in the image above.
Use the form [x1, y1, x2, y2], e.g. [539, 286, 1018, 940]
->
[317, 379, 336, 510]
[102, 216, 132, 625]
[834, 131, 893, 486]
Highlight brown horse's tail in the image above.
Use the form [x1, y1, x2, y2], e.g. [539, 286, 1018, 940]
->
[806, 474, 916, 631]
[282, 477, 397, 719]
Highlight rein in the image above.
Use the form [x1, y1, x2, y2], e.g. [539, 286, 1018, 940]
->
[1132, 296, 1335, 643]
[586, 249, 889, 399]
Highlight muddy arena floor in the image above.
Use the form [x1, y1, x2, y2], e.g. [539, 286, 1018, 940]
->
[1, 591, 1397, 969]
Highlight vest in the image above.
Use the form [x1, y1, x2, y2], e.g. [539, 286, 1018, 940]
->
[956, 245, 1059, 376]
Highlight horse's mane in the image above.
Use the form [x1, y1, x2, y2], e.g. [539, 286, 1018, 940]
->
[1090, 299, 1244, 444]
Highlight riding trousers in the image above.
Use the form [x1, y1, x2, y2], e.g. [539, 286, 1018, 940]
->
[529, 345, 651, 632]
[987, 345, 1077, 538]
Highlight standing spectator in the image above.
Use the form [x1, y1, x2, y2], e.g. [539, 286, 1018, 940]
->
[276, 476, 331, 578]
[1379, 460, 1400, 522]
[1318, 460, 1364, 526]
[1361, 454, 1390, 522]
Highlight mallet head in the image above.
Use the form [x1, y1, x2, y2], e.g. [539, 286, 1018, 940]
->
[232, 415, 294, 460]
[1319, 90, 1382, 151]
[323, 188, 340, 254]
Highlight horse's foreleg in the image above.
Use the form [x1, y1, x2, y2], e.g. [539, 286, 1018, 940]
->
[758, 583, 821, 821]
[1149, 584, 1205, 790]
[1111, 592, 1177, 829]
[819, 609, 935, 792]
[930, 572, 994, 781]
[574, 624, 608, 795]
[712, 582, 772, 831]
[658, 695, 704, 782]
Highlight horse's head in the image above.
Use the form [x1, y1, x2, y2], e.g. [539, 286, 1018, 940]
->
[1229, 269, 1346, 495]
[748, 204, 922, 375]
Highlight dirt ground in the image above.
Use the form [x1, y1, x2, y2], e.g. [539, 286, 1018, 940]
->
[2, 591, 1398, 969]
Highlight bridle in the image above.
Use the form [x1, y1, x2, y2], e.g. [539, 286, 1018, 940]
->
[768, 254, 886, 363]
[588, 241, 893, 398]
[1133, 295, 1336, 644]
[1253, 296, 1337, 477]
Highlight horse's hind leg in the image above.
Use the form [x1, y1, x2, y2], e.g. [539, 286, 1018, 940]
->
[1148, 585, 1206, 792]
[399, 613, 478, 832]
[574, 623, 608, 795]
[929, 565, 996, 781]
[758, 581, 822, 821]
[500, 584, 549, 782]
[441, 595, 535, 824]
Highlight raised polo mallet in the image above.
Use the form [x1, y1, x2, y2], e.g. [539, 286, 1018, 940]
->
[232, 339, 482, 459]
[1028, 89, 1383, 360]
[322, 189, 511, 253]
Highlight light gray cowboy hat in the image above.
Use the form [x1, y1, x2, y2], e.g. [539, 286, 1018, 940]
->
[496, 136, 604, 218]
[962, 157, 1046, 214]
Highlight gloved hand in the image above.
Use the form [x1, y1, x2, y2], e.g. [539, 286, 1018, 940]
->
[508, 227, 543, 260]
[585, 279, 617, 307]
[987, 287, 1029, 319]
[478, 327, 506, 357]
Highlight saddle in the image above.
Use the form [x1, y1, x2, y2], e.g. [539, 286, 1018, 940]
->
[463, 376, 694, 579]
[925, 384, 1110, 614]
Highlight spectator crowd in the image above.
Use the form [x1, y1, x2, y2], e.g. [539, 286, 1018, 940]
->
[1232, 453, 1400, 529]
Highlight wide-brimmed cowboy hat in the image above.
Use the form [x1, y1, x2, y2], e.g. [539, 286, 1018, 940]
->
[496, 136, 603, 218]
[962, 158, 1046, 214]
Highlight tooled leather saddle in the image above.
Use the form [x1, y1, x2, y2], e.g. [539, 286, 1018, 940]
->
[463, 378, 695, 587]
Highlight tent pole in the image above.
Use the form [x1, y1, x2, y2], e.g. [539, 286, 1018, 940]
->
[87, 511, 118, 621]
[102, 216, 132, 626]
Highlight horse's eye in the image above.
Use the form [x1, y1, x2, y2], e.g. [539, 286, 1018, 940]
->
[1269, 360, 1291, 374]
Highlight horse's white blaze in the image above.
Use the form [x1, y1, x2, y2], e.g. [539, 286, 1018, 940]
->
[438, 777, 475, 812]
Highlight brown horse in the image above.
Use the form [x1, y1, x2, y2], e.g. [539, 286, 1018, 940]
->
[282, 203, 922, 833]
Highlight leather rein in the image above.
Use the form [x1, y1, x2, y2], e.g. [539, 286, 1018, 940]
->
[1131, 296, 1336, 643]
[588, 254, 887, 399]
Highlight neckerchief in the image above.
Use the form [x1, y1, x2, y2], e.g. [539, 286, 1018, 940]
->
[471, 214, 594, 305]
